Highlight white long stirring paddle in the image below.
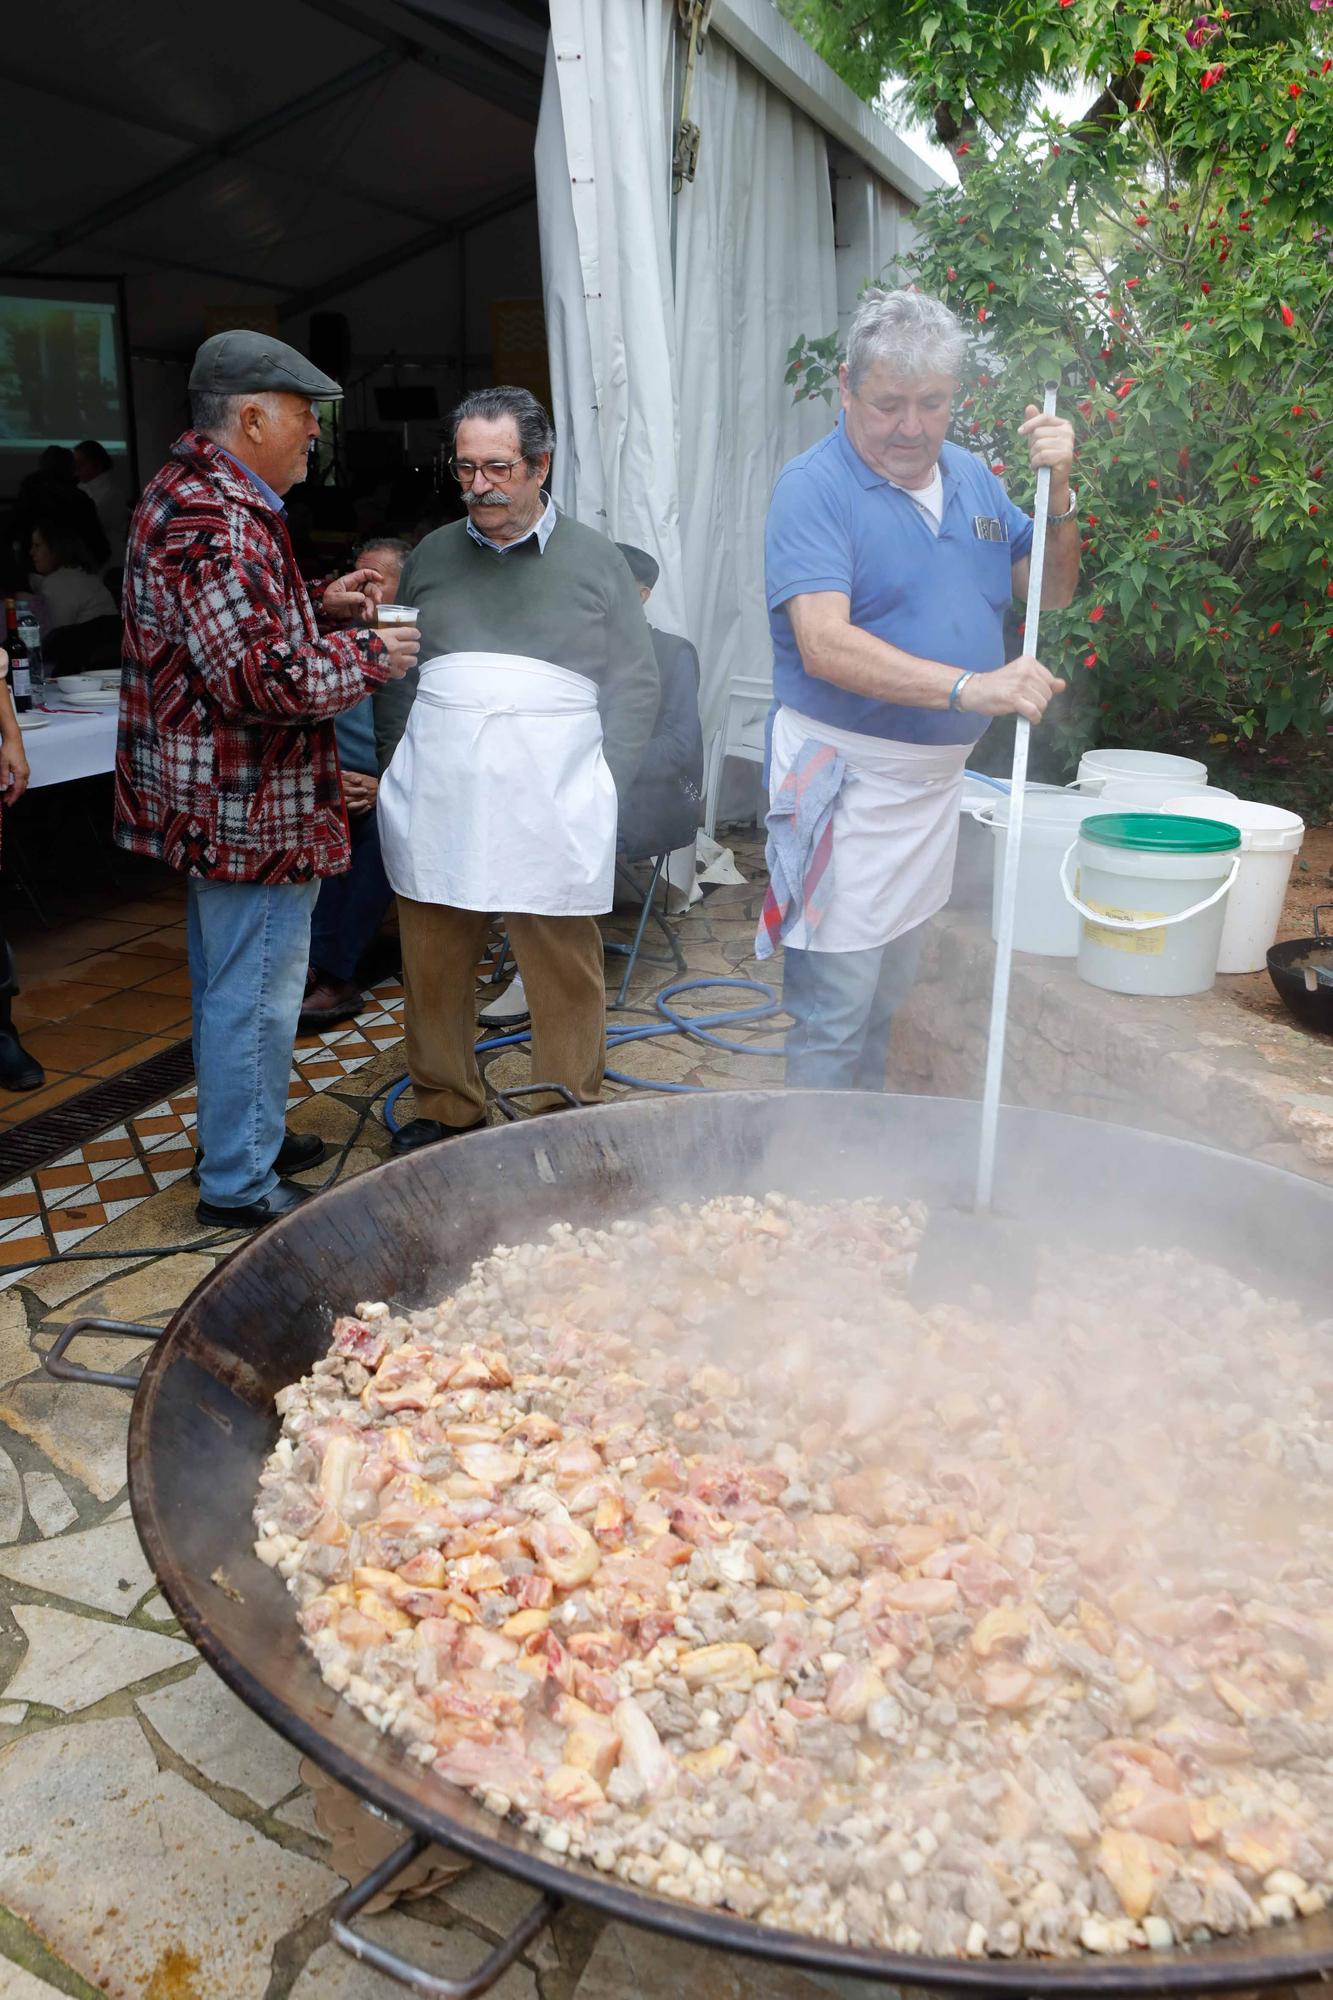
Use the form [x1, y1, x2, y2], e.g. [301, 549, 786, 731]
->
[974, 381, 1060, 1212]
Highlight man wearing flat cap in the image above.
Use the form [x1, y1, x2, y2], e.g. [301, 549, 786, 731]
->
[116, 330, 420, 1228]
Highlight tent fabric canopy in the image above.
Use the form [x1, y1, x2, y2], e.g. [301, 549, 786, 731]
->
[539, 0, 842, 756]
[2, 0, 545, 351]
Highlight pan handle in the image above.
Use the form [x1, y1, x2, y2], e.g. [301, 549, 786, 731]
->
[43, 1315, 163, 1391]
[330, 1833, 561, 1998]
[491, 1082, 580, 1121]
[1314, 902, 1333, 939]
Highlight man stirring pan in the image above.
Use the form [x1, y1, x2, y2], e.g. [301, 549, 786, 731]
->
[760, 287, 1078, 1089]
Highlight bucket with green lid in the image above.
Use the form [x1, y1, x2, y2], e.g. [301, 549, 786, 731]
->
[1059, 813, 1242, 997]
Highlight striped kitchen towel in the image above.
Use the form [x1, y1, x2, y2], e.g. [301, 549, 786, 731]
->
[755, 738, 846, 960]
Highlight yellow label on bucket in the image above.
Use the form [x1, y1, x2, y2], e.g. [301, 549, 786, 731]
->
[1082, 895, 1166, 955]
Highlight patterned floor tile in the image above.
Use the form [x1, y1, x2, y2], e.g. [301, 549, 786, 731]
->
[0, 1214, 43, 1243]
[1, 972, 410, 1268]
[52, 1224, 103, 1251]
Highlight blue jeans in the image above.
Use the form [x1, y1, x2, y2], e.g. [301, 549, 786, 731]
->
[309, 809, 392, 983]
[782, 924, 924, 1091]
[186, 877, 320, 1208]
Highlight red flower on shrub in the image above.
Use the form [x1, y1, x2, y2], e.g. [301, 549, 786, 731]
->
[1083, 652, 1098, 668]
[1089, 605, 1105, 622]
[1134, 49, 1154, 63]
[1288, 82, 1303, 96]
[1280, 303, 1295, 327]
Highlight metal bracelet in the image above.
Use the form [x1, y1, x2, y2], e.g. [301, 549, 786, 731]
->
[330, 1833, 561, 1998]
[948, 671, 975, 712]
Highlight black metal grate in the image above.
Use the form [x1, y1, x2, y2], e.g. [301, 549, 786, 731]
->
[0, 1039, 197, 1187]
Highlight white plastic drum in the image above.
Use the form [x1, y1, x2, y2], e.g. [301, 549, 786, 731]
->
[1159, 796, 1305, 973]
[980, 791, 1109, 956]
[1099, 776, 1238, 810]
[1076, 747, 1208, 795]
[1062, 813, 1241, 997]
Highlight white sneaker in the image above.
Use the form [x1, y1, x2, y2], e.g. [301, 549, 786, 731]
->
[478, 973, 529, 1028]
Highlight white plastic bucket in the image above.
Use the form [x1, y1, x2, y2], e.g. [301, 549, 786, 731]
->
[1061, 813, 1241, 996]
[1076, 747, 1208, 795]
[1099, 775, 1237, 809]
[1159, 796, 1305, 974]
[976, 791, 1109, 956]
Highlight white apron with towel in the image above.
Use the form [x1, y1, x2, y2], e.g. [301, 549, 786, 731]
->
[378, 652, 617, 914]
[770, 703, 968, 952]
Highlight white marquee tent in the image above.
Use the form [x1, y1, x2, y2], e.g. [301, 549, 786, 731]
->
[4, 0, 939, 759]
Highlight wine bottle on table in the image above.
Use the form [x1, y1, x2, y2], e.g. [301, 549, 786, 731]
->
[4, 601, 32, 714]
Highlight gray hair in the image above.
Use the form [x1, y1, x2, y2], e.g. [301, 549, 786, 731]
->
[450, 385, 555, 471]
[845, 288, 969, 394]
[190, 388, 296, 440]
[353, 535, 412, 568]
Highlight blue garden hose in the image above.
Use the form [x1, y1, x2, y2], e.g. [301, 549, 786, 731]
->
[382, 975, 785, 1132]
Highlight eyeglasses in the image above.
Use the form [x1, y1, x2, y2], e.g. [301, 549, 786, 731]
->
[448, 457, 527, 487]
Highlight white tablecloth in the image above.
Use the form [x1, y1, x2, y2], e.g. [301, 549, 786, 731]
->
[18, 705, 118, 789]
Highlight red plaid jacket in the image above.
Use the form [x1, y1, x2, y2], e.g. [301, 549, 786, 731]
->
[115, 430, 390, 884]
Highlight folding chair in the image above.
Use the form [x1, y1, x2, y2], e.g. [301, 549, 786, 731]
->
[702, 673, 772, 836]
[604, 851, 687, 1009]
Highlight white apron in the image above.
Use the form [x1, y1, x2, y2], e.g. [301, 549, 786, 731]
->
[770, 704, 968, 953]
[378, 653, 618, 914]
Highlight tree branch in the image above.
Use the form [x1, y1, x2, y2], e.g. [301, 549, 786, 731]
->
[1069, 68, 1143, 140]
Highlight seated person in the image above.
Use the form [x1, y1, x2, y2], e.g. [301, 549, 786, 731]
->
[30, 504, 116, 634]
[73, 439, 130, 567]
[480, 541, 703, 1028]
[613, 542, 704, 860]
[299, 536, 412, 1028]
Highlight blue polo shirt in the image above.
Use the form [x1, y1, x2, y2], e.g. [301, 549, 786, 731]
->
[766, 417, 1034, 745]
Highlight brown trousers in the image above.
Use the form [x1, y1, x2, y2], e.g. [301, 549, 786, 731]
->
[397, 899, 606, 1125]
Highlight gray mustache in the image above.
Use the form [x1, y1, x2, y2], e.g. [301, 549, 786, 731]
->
[463, 489, 511, 511]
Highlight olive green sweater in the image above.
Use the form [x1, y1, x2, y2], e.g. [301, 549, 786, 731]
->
[373, 514, 660, 795]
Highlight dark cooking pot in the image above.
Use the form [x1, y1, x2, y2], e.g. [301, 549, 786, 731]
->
[1267, 901, 1333, 1034]
[44, 1092, 1333, 1999]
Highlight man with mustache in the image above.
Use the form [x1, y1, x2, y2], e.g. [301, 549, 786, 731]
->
[374, 386, 659, 1151]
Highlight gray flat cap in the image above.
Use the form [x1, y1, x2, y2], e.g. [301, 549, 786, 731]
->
[189, 330, 343, 400]
[616, 541, 659, 589]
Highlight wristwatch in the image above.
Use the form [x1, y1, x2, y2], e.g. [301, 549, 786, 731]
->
[1046, 486, 1078, 525]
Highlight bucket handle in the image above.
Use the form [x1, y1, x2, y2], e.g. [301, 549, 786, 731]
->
[1058, 842, 1239, 931]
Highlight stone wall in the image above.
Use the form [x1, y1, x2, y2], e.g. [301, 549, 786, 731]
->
[888, 908, 1333, 1184]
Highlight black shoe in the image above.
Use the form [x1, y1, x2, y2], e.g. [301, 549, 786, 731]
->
[195, 1178, 311, 1230]
[275, 1131, 329, 1175]
[0, 1029, 44, 1093]
[389, 1115, 486, 1157]
[298, 974, 363, 1032]
[191, 1128, 330, 1186]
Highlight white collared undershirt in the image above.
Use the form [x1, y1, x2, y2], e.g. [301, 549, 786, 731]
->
[886, 463, 944, 534]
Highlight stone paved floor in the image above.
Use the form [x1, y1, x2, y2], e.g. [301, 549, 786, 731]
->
[2, 836, 1330, 1997]
[0, 857, 850, 2000]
